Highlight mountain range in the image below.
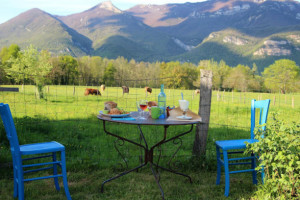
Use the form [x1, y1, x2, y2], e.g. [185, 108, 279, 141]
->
[0, 0, 300, 72]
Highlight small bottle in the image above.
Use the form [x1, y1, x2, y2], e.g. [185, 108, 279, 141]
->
[158, 84, 166, 119]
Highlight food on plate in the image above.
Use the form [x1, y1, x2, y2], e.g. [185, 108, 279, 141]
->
[104, 101, 117, 111]
[108, 107, 129, 115]
[109, 108, 120, 114]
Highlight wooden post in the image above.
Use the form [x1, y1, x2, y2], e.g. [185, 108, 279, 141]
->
[193, 70, 213, 157]
[35, 87, 37, 98]
[73, 86, 75, 96]
[217, 90, 220, 101]
[222, 89, 225, 101]
[292, 96, 294, 108]
[285, 95, 287, 104]
[273, 96, 276, 106]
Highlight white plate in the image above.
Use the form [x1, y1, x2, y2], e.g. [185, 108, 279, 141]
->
[99, 111, 130, 118]
[176, 115, 192, 120]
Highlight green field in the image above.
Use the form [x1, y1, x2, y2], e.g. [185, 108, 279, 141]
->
[0, 85, 299, 199]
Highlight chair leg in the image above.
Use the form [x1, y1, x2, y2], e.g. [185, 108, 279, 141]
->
[216, 146, 221, 185]
[13, 162, 18, 198]
[251, 152, 257, 184]
[61, 150, 72, 200]
[17, 164, 24, 200]
[52, 152, 60, 191]
[223, 150, 230, 197]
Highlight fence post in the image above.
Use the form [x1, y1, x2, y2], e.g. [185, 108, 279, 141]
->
[222, 89, 225, 101]
[285, 95, 287, 104]
[239, 93, 241, 103]
[273, 95, 276, 106]
[193, 70, 213, 157]
[292, 96, 294, 108]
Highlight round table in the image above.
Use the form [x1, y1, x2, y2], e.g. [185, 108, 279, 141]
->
[97, 112, 201, 200]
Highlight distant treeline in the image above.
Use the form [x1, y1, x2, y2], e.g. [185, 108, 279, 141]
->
[1, 44, 300, 94]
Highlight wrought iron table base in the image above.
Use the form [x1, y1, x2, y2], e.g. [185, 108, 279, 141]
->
[101, 121, 194, 200]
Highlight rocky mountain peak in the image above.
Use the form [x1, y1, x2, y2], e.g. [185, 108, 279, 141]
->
[98, 1, 122, 13]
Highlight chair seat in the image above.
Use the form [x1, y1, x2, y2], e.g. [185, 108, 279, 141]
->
[215, 139, 258, 151]
[20, 141, 65, 155]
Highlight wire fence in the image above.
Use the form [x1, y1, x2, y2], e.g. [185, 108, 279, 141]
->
[0, 74, 299, 171]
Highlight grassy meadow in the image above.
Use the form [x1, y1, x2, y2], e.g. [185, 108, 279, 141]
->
[0, 85, 299, 200]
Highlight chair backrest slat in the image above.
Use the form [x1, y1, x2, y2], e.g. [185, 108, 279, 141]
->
[250, 99, 270, 139]
[0, 103, 21, 155]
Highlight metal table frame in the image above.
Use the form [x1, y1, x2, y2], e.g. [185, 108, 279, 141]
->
[98, 112, 200, 200]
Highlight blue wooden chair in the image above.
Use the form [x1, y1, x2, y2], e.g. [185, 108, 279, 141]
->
[0, 103, 72, 200]
[215, 99, 270, 197]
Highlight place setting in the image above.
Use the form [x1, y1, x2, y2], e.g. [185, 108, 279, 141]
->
[167, 93, 202, 122]
[99, 101, 136, 121]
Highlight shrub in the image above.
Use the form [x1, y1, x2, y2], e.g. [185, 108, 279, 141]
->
[246, 114, 300, 199]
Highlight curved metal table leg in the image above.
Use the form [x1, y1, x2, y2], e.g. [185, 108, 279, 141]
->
[149, 163, 165, 200]
[152, 163, 192, 183]
[100, 119, 195, 200]
[101, 163, 147, 193]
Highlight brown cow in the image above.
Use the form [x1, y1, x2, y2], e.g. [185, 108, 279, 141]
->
[121, 86, 129, 95]
[145, 87, 152, 94]
[84, 88, 101, 96]
[100, 84, 105, 92]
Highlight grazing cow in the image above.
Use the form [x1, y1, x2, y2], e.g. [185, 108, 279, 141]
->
[100, 84, 105, 92]
[195, 89, 200, 95]
[121, 86, 129, 95]
[84, 88, 101, 96]
[145, 87, 152, 94]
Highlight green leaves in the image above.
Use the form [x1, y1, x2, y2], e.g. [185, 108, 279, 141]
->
[263, 59, 300, 93]
[246, 114, 300, 199]
[159, 61, 198, 89]
[5, 45, 53, 98]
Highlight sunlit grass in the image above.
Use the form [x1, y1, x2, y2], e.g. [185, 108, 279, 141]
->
[0, 85, 299, 199]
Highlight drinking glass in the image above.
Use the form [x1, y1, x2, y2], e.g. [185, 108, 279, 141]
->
[136, 101, 142, 119]
[139, 100, 148, 120]
[179, 100, 189, 119]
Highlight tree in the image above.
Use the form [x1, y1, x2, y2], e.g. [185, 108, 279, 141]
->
[6, 45, 53, 99]
[58, 55, 79, 85]
[223, 64, 260, 92]
[160, 61, 197, 89]
[263, 59, 300, 93]
[0, 44, 20, 63]
[0, 44, 20, 84]
[198, 59, 231, 90]
[103, 62, 117, 86]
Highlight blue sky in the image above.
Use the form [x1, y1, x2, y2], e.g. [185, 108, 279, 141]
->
[0, 0, 205, 24]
